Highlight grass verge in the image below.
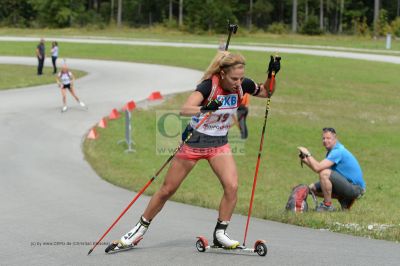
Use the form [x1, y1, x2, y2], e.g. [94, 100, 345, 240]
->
[0, 64, 86, 90]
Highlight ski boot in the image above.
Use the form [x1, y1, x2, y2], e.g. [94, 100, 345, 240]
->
[79, 101, 88, 110]
[212, 220, 240, 249]
[105, 216, 150, 253]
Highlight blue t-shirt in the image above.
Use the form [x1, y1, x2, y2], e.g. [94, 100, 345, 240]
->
[326, 141, 366, 189]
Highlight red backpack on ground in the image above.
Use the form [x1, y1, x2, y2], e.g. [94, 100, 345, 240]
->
[285, 184, 317, 212]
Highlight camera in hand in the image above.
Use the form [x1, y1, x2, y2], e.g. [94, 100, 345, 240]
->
[299, 151, 306, 159]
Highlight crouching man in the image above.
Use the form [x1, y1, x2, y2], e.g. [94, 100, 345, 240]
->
[298, 127, 366, 212]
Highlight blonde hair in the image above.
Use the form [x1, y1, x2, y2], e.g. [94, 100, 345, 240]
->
[200, 51, 245, 82]
[61, 64, 69, 72]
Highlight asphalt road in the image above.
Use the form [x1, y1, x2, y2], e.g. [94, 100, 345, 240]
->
[0, 43, 399, 266]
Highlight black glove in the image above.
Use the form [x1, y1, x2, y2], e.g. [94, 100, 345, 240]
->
[267, 55, 281, 78]
[181, 125, 194, 141]
[200, 99, 222, 113]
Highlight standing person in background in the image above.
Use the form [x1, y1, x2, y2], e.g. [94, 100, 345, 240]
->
[56, 64, 86, 112]
[36, 38, 45, 75]
[218, 37, 225, 51]
[51, 42, 59, 74]
[237, 93, 250, 139]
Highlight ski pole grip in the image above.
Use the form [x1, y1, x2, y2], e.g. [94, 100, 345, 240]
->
[225, 21, 238, 51]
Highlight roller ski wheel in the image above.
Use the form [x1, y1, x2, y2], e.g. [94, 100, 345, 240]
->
[254, 240, 267, 256]
[196, 236, 208, 252]
[195, 236, 267, 257]
[104, 237, 143, 254]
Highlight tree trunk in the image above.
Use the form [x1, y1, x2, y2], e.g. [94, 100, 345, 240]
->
[169, 0, 173, 22]
[373, 0, 379, 37]
[93, 0, 98, 11]
[305, 0, 308, 22]
[320, 0, 324, 30]
[326, 0, 330, 32]
[13, 11, 17, 26]
[334, 0, 338, 33]
[292, 0, 297, 32]
[117, 0, 122, 27]
[338, 0, 344, 33]
[149, 12, 152, 26]
[69, 0, 73, 26]
[398, 0, 400, 17]
[110, 0, 114, 22]
[247, 0, 253, 31]
[179, 0, 183, 27]
[137, 3, 141, 17]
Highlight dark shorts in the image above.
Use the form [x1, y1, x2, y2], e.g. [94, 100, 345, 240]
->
[314, 171, 364, 200]
[62, 83, 71, 90]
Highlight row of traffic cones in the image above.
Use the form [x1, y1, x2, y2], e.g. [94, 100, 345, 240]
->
[87, 91, 163, 140]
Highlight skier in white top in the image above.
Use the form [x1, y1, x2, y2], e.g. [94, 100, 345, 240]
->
[56, 64, 86, 112]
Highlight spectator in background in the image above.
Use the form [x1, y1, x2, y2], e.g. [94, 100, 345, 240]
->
[298, 128, 366, 212]
[51, 41, 59, 74]
[218, 37, 225, 51]
[36, 38, 45, 75]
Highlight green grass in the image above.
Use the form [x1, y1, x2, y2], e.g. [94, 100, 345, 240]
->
[0, 64, 86, 90]
[1, 37, 399, 241]
[1, 26, 400, 52]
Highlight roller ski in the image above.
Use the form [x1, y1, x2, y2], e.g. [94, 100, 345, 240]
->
[105, 238, 142, 253]
[195, 220, 267, 257]
[105, 216, 149, 254]
[196, 236, 267, 257]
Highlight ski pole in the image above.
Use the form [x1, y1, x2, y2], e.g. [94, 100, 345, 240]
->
[88, 112, 211, 255]
[225, 21, 238, 51]
[243, 65, 277, 247]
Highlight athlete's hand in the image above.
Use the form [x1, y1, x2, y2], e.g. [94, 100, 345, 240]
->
[267, 55, 281, 78]
[200, 99, 222, 113]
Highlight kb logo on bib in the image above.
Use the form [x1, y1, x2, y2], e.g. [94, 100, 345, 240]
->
[217, 94, 238, 109]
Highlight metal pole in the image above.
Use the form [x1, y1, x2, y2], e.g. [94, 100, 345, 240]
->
[125, 110, 135, 152]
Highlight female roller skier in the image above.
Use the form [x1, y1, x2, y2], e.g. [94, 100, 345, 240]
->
[56, 64, 86, 112]
[107, 51, 281, 251]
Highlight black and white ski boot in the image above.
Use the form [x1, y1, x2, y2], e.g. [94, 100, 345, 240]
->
[212, 220, 240, 249]
[105, 216, 150, 253]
